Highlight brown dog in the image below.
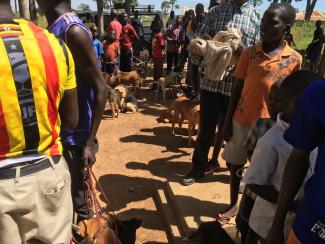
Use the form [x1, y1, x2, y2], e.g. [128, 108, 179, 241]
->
[171, 97, 200, 146]
[77, 214, 121, 244]
[111, 71, 143, 95]
[107, 85, 121, 119]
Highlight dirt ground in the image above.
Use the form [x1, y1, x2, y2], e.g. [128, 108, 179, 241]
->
[94, 86, 198, 244]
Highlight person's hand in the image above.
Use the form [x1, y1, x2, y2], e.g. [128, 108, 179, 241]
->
[265, 226, 284, 244]
[222, 121, 233, 142]
[82, 145, 96, 167]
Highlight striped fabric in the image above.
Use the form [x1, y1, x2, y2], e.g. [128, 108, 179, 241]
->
[195, 0, 260, 94]
[0, 19, 76, 160]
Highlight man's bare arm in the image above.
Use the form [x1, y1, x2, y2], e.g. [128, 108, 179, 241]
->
[66, 25, 108, 164]
[59, 88, 79, 131]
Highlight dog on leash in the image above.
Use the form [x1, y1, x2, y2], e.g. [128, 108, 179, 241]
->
[76, 213, 142, 244]
[155, 72, 183, 103]
[171, 96, 200, 146]
[107, 85, 121, 118]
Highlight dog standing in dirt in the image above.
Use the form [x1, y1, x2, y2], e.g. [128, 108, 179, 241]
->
[171, 96, 200, 146]
[110, 71, 143, 96]
[155, 71, 183, 103]
[107, 85, 121, 118]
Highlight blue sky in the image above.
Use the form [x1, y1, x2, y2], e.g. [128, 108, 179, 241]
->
[72, 0, 325, 14]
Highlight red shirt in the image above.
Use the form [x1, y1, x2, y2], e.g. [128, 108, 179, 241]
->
[152, 32, 165, 59]
[120, 23, 138, 49]
[105, 42, 119, 64]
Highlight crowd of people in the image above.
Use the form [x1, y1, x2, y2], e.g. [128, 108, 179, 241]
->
[0, 0, 325, 243]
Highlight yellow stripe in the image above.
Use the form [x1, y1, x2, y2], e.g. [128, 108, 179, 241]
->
[0, 39, 25, 156]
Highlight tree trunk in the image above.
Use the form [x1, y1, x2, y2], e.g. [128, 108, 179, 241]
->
[14, 0, 18, 14]
[97, 0, 104, 38]
[125, 0, 131, 16]
[29, 0, 37, 23]
[18, 0, 29, 19]
[305, 0, 318, 21]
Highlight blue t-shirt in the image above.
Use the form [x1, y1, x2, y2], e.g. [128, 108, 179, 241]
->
[284, 78, 325, 244]
[92, 38, 104, 59]
[48, 12, 94, 146]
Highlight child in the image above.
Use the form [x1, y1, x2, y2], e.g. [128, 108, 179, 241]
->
[242, 70, 321, 243]
[103, 30, 119, 75]
[235, 80, 282, 243]
[152, 25, 166, 82]
[218, 3, 302, 223]
[90, 26, 104, 69]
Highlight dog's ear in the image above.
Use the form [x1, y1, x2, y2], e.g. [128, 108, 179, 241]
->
[124, 218, 142, 230]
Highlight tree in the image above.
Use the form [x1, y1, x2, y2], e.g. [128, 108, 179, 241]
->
[161, 0, 171, 14]
[305, 0, 318, 21]
[77, 3, 91, 11]
[169, 0, 180, 11]
[97, 0, 104, 38]
[18, 0, 29, 19]
[29, 0, 37, 23]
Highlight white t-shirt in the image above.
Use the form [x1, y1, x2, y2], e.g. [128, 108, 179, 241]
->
[243, 114, 317, 239]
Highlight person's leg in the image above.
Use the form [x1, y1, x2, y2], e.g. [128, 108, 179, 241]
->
[244, 227, 260, 244]
[207, 95, 230, 173]
[167, 52, 173, 74]
[173, 52, 179, 72]
[181, 91, 222, 185]
[128, 48, 133, 72]
[120, 49, 127, 72]
[63, 146, 89, 222]
[220, 122, 251, 219]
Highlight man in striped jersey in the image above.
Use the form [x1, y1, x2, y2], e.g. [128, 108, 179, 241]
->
[0, 0, 78, 242]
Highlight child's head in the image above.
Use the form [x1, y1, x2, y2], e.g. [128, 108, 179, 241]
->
[267, 79, 283, 120]
[106, 29, 117, 42]
[260, 3, 296, 44]
[90, 26, 99, 39]
[280, 70, 322, 122]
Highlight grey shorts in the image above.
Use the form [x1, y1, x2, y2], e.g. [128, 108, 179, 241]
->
[222, 121, 251, 166]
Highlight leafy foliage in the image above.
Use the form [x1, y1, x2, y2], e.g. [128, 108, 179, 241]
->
[77, 3, 91, 11]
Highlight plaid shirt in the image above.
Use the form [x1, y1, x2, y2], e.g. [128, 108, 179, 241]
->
[243, 118, 276, 160]
[195, 0, 260, 95]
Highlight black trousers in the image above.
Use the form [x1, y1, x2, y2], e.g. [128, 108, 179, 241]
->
[192, 90, 229, 171]
[63, 145, 89, 221]
[120, 47, 133, 72]
[167, 51, 179, 74]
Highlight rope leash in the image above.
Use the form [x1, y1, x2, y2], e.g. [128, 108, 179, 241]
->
[82, 166, 119, 244]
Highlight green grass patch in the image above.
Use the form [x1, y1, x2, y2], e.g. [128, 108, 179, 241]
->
[291, 21, 315, 50]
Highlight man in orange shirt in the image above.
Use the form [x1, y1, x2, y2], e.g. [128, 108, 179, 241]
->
[0, 0, 78, 242]
[219, 3, 302, 223]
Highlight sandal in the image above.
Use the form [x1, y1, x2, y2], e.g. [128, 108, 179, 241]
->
[215, 213, 234, 226]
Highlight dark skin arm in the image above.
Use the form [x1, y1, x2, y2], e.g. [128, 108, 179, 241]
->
[222, 78, 244, 140]
[59, 88, 79, 131]
[247, 184, 279, 205]
[266, 148, 310, 244]
[66, 25, 108, 165]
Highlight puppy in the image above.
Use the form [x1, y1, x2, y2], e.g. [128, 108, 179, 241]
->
[76, 214, 121, 244]
[76, 214, 142, 244]
[155, 72, 183, 103]
[171, 96, 200, 146]
[187, 221, 235, 244]
[115, 85, 139, 113]
[111, 71, 143, 95]
[107, 85, 121, 118]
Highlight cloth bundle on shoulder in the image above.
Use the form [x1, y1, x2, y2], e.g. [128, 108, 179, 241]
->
[188, 27, 242, 81]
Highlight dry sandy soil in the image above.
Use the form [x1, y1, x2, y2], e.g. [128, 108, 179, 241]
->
[93, 86, 198, 243]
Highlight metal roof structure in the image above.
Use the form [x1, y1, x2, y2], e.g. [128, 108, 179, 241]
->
[296, 11, 325, 21]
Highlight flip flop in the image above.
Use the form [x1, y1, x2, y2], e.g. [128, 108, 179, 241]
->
[215, 213, 233, 226]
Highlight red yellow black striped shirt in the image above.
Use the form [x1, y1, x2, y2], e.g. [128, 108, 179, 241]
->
[0, 19, 76, 160]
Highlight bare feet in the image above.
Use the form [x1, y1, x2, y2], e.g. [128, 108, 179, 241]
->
[216, 204, 238, 225]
